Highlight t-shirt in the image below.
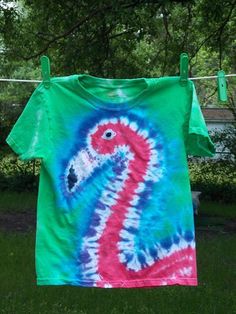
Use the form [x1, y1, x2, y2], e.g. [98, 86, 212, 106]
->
[5, 74, 216, 288]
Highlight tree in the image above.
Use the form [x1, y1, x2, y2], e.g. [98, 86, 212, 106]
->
[0, 0, 236, 111]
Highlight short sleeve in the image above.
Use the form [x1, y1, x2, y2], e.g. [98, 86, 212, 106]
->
[5, 83, 51, 161]
[184, 82, 216, 157]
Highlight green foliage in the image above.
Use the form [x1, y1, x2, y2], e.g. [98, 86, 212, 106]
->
[0, 0, 236, 144]
[0, 60, 41, 146]
[0, 61, 40, 104]
[1, 0, 236, 78]
[0, 151, 40, 191]
[188, 158, 236, 203]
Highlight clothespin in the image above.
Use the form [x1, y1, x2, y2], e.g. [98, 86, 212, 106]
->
[180, 52, 189, 86]
[40, 55, 51, 89]
[217, 70, 228, 102]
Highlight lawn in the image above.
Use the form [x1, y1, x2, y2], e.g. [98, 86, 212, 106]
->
[0, 192, 235, 314]
[0, 191, 38, 213]
[0, 230, 235, 314]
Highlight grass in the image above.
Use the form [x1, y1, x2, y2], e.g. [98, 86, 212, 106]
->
[0, 230, 235, 314]
[0, 191, 38, 213]
[200, 200, 236, 218]
[0, 192, 235, 313]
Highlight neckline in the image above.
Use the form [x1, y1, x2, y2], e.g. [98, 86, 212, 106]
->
[74, 74, 154, 111]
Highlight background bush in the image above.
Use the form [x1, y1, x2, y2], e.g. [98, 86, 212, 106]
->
[188, 158, 236, 204]
[0, 148, 40, 192]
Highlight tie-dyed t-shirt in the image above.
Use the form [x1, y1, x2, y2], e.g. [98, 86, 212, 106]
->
[6, 74, 215, 288]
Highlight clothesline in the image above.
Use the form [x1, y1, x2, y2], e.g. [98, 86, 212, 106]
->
[0, 74, 236, 83]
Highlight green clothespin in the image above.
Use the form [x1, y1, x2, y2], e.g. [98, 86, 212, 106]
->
[180, 52, 189, 86]
[217, 70, 228, 102]
[40, 55, 51, 89]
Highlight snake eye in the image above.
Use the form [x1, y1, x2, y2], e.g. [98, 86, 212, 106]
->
[102, 129, 116, 140]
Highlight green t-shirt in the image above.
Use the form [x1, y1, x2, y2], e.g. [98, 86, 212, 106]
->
[6, 74, 215, 288]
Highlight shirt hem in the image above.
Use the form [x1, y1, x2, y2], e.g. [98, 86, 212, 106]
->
[36, 277, 198, 288]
